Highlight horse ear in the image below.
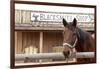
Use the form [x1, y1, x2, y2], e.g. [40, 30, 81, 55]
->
[63, 18, 68, 27]
[72, 18, 77, 27]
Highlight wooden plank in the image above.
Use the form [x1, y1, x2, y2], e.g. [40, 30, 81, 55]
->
[17, 32, 22, 53]
[15, 61, 71, 66]
[22, 10, 31, 24]
[15, 10, 21, 24]
[15, 26, 94, 31]
[22, 32, 27, 53]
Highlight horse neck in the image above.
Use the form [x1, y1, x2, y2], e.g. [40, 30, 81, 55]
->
[76, 28, 86, 51]
[76, 28, 95, 52]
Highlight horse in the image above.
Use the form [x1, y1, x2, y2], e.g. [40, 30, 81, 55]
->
[62, 18, 95, 63]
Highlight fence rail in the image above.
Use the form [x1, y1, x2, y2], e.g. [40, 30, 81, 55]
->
[15, 52, 94, 61]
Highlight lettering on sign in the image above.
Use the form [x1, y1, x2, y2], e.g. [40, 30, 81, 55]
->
[31, 11, 94, 22]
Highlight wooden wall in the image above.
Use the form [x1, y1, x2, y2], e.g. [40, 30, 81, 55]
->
[43, 32, 63, 53]
[15, 31, 77, 62]
[15, 31, 22, 54]
[15, 31, 63, 53]
[15, 10, 31, 24]
[15, 31, 39, 54]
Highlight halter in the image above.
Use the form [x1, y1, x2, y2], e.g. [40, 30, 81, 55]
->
[63, 38, 77, 48]
[63, 30, 80, 49]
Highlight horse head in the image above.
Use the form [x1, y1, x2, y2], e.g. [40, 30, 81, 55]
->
[62, 18, 78, 59]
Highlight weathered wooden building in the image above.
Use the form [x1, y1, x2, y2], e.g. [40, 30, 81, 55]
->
[15, 10, 94, 63]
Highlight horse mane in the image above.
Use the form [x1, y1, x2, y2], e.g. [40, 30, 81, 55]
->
[76, 28, 89, 44]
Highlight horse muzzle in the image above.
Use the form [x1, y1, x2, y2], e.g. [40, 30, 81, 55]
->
[63, 43, 73, 58]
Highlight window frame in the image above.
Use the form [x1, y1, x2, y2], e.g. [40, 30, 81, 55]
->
[10, 0, 96, 68]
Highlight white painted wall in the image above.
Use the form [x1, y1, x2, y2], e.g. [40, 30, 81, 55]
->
[0, 0, 100, 69]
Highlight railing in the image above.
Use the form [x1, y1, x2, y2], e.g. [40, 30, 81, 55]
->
[15, 52, 94, 61]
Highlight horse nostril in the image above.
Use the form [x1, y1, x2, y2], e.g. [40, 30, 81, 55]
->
[63, 50, 71, 58]
[67, 50, 70, 55]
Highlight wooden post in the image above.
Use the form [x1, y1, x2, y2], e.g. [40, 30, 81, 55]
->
[39, 32, 43, 53]
[39, 32, 43, 62]
[15, 32, 17, 54]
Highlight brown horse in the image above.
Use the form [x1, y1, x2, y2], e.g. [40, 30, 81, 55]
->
[62, 18, 95, 63]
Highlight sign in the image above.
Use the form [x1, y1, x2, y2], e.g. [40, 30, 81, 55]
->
[31, 11, 94, 22]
